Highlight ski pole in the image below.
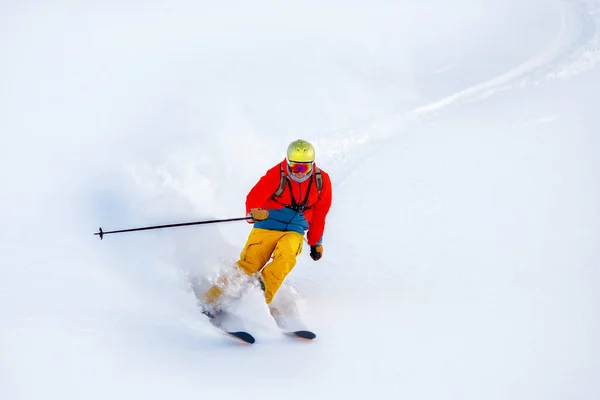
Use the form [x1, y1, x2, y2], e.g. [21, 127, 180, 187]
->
[94, 216, 252, 240]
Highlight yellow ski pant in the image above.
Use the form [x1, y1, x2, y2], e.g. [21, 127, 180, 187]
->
[205, 228, 304, 306]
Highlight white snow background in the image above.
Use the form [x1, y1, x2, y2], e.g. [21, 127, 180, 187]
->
[1, 0, 599, 399]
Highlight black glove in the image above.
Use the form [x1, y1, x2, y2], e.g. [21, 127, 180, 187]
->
[310, 245, 323, 261]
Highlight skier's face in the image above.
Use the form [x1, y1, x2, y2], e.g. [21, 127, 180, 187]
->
[291, 170, 308, 178]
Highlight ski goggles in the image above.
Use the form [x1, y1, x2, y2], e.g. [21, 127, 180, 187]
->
[287, 160, 313, 175]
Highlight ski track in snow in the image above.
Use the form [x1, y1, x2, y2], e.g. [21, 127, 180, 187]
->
[321, 0, 600, 185]
[411, 1, 591, 116]
[409, 0, 600, 115]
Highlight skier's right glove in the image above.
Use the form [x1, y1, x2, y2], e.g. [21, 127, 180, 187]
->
[249, 208, 269, 222]
[310, 245, 323, 261]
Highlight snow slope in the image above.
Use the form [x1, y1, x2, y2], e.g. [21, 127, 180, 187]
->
[1, 1, 599, 399]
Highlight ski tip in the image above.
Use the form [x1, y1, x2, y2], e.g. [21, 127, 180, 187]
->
[290, 330, 317, 340]
[227, 331, 256, 344]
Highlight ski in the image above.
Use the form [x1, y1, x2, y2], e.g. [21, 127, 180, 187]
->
[212, 323, 256, 344]
[268, 305, 316, 340]
[285, 330, 317, 340]
[203, 310, 256, 344]
[222, 330, 256, 344]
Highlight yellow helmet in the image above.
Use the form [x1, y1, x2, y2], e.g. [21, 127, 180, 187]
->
[286, 139, 315, 163]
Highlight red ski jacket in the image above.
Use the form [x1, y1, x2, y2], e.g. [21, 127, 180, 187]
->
[245, 159, 332, 246]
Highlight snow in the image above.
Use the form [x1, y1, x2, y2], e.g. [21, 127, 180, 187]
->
[1, 0, 599, 399]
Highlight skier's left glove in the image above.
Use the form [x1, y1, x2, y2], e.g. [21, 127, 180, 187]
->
[310, 245, 323, 261]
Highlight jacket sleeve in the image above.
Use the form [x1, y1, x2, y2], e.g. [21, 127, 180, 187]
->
[245, 164, 281, 215]
[307, 171, 332, 246]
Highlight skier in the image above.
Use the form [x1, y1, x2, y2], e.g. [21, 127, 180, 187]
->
[202, 139, 332, 324]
